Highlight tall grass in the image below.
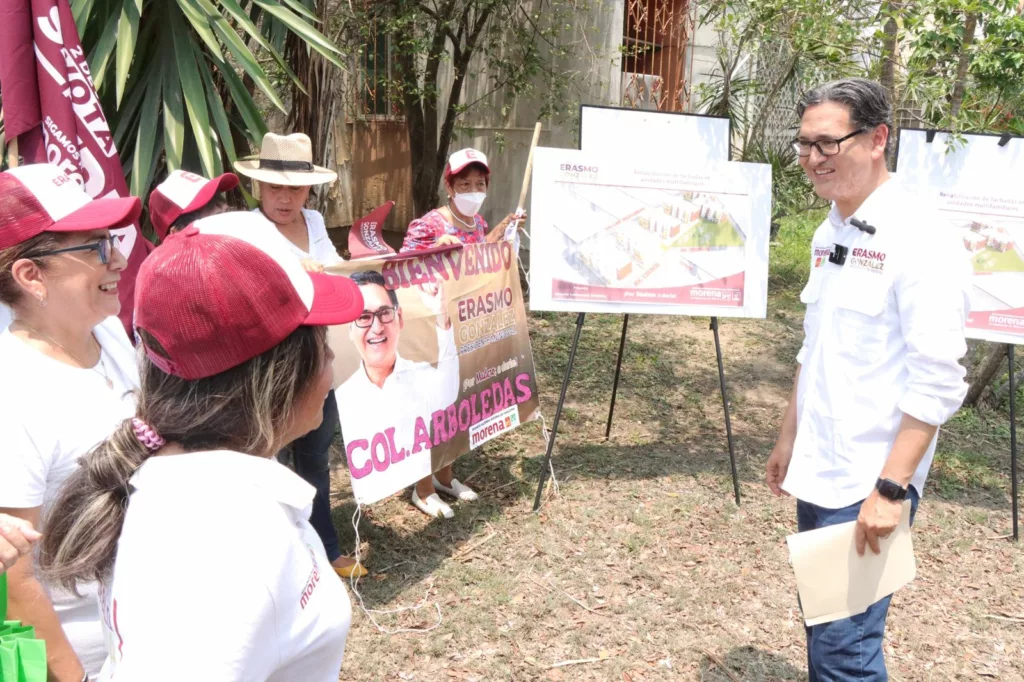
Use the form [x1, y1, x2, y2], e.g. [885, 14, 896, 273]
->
[768, 209, 827, 299]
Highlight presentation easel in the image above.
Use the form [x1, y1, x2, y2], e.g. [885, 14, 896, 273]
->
[533, 107, 744, 511]
[533, 312, 741, 510]
[601, 313, 740, 491]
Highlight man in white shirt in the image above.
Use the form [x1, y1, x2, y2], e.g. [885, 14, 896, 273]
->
[336, 270, 460, 513]
[766, 78, 971, 681]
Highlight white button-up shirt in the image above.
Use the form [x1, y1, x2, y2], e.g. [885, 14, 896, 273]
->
[782, 179, 971, 509]
[336, 324, 460, 504]
[99, 451, 351, 681]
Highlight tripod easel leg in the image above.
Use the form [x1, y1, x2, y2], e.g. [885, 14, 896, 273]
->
[533, 312, 587, 511]
[711, 317, 741, 505]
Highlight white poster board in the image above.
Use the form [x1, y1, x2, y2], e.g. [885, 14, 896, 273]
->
[896, 130, 1024, 344]
[580, 106, 731, 162]
[529, 148, 771, 317]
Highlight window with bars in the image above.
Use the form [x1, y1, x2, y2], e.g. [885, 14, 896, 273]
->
[360, 29, 401, 118]
[621, 0, 692, 111]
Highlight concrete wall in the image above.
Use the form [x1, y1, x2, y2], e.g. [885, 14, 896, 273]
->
[326, 0, 626, 250]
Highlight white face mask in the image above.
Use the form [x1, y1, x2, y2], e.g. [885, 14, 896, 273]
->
[452, 191, 486, 218]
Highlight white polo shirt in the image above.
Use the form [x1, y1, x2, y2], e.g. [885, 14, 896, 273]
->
[782, 179, 971, 509]
[335, 324, 460, 504]
[0, 316, 139, 677]
[100, 451, 351, 681]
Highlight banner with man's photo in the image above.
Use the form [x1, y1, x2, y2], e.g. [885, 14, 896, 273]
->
[326, 243, 541, 505]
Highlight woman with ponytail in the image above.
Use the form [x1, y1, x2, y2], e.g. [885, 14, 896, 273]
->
[40, 212, 365, 682]
[0, 165, 142, 681]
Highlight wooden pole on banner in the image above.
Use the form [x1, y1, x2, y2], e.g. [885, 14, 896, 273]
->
[517, 122, 543, 212]
[6, 130, 19, 168]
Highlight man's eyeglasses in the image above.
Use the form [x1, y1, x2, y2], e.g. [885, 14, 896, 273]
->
[355, 306, 397, 328]
[23, 235, 123, 265]
[792, 129, 866, 157]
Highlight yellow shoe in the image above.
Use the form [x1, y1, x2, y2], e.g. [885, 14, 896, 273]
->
[333, 561, 368, 579]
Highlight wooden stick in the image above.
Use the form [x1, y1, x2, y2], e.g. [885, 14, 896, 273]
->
[516, 121, 543, 211]
[983, 613, 1024, 623]
[7, 132, 19, 169]
[548, 657, 603, 669]
[701, 649, 742, 682]
[528, 574, 609, 617]
[454, 531, 497, 560]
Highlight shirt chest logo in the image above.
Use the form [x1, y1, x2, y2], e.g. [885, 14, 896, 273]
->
[813, 246, 831, 268]
[849, 247, 886, 273]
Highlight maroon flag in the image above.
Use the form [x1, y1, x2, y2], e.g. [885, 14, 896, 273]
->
[348, 201, 396, 259]
[0, 0, 153, 336]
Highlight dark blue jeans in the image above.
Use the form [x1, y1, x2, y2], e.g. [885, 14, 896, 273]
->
[797, 486, 920, 682]
[291, 390, 342, 563]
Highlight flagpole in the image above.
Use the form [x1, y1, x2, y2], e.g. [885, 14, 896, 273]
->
[8, 135, 18, 168]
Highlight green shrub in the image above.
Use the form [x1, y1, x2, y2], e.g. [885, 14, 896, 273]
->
[769, 209, 827, 296]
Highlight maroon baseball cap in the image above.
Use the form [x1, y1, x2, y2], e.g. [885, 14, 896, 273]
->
[0, 164, 141, 250]
[134, 212, 364, 380]
[148, 171, 239, 239]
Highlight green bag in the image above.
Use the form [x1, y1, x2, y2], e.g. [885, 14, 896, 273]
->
[0, 574, 47, 682]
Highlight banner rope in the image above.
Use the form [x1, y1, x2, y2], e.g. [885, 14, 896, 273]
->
[346, 503, 444, 635]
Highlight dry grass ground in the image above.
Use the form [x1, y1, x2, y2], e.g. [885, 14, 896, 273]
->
[329, 272, 1023, 681]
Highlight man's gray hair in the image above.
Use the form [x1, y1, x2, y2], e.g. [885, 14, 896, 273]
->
[796, 78, 893, 133]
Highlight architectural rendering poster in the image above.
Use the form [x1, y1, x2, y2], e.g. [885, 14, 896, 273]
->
[897, 129, 1024, 344]
[529, 148, 771, 317]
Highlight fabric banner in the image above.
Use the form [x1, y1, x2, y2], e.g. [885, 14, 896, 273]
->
[0, 0, 151, 335]
[529, 148, 771, 317]
[326, 242, 541, 505]
[348, 201, 396, 259]
[896, 129, 1024, 344]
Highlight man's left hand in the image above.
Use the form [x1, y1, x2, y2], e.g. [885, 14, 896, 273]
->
[855, 490, 903, 556]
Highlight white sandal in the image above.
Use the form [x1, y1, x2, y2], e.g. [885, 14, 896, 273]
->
[411, 489, 454, 519]
[433, 476, 479, 502]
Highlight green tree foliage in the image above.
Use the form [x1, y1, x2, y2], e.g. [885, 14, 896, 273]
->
[694, 0, 1024, 229]
[338, 0, 599, 216]
[71, 0, 343, 198]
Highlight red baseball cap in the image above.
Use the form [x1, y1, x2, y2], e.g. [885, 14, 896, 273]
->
[445, 148, 490, 179]
[148, 171, 239, 239]
[0, 164, 142, 250]
[134, 212, 364, 380]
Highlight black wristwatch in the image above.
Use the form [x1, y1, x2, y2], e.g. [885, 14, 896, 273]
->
[876, 477, 908, 501]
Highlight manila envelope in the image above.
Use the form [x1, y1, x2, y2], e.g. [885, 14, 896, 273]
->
[786, 501, 915, 626]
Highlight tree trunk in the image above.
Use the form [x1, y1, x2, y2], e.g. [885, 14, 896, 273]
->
[964, 343, 1009, 407]
[948, 12, 978, 119]
[879, 2, 900, 168]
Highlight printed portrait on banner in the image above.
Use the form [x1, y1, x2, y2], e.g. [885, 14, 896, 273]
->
[326, 242, 540, 505]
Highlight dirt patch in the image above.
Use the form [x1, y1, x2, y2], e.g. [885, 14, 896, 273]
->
[330, 305, 1024, 681]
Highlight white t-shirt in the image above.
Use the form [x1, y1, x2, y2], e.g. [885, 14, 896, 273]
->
[100, 451, 351, 682]
[252, 208, 342, 265]
[0, 304, 11, 332]
[0, 316, 139, 676]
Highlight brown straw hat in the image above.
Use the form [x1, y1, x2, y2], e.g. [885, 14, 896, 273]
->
[233, 132, 337, 186]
